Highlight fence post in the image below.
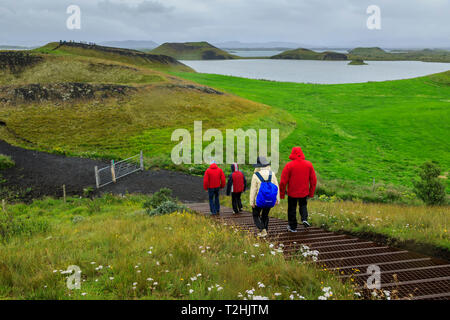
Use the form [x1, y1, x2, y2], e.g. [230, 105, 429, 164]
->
[94, 166, 100, 189]
[111, 160, 116, 183]
[63, 185, 66, 203]
[2, 199, 5, 212]
[140, 150, 144, 171]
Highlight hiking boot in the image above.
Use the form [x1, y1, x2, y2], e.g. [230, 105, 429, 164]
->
[258, 229, 268, 238]
[287, 225, 297, 233]
[302, 221, 311, 228]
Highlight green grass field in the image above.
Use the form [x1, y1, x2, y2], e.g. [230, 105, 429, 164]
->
[0, 195, 354, 300]
[173, 71, 450, 198]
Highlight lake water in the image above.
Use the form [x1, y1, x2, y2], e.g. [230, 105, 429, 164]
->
[225, 50, 284, 57]
[180, 59, 450, 84]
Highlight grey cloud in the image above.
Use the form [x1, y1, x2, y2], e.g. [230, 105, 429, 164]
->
[97, 0, 173, 15]
[0, 0, 448, 48]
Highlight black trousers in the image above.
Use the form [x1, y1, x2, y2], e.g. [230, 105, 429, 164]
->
[231, 192, 243, 213]
[252, 206, 271, 231]
[288, 196, 308, 230]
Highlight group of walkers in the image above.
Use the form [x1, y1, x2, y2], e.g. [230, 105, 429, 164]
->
[203, 147, 317, 237]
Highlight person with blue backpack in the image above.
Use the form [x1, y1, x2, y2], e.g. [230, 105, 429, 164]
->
[249, 156, 280, 238]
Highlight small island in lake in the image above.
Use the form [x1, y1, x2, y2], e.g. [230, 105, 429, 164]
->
[348, 59, 368, 65]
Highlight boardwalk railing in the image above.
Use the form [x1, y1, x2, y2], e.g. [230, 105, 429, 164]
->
[94, 151, 144, 188]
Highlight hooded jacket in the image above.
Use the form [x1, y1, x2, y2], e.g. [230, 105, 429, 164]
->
[279, 147, 317, 199]
[226, 163, 247, 195]
[249, 166, 280, 207]
[203, 163, 226, 190]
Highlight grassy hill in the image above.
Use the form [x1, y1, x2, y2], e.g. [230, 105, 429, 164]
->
[348, 47, 450, 62]
[0, 45, 292, 171]
[173, 70, 450, 201]
[33, 42, 193, 72]
[151, 42, 238, 60]
[271, 48, 348, 61]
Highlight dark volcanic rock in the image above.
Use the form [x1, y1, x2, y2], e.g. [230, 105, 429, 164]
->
[0, 83, 137, 104]
[0, 52, 43, 73]
[165, 83, 224, 95]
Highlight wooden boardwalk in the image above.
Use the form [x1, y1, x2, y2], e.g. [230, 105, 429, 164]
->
[186, 202, 450, 300]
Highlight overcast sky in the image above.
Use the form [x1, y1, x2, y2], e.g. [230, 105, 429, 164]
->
[0, 0, 449, 48]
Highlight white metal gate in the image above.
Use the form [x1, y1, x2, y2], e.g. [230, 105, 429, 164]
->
[94, 151, 144, 188]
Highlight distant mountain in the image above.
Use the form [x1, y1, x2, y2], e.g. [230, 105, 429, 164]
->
[348, 47, 450, 62]
[151, 42, 237, 60]
[0, 45, 34, 50]
[99, 40, 159, 50]
[272, 48, 348, 61]
[214, 41, 304, 49]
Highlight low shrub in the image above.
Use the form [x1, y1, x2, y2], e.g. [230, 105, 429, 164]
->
[413, 161, 446, 206]
[143, 188, 186, 216]
[0, 154, 14, 170]
[147, 200, 185, 216]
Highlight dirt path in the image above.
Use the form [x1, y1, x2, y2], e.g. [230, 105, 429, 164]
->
[0, 140, 208, 202]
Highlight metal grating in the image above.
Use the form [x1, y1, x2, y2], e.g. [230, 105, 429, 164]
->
[185, 203, 450, 300]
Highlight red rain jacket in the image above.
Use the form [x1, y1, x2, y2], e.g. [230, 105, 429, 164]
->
[226, 163, 246, 194]
[279, 147, 317, 199]
[203, 163, 226, 190]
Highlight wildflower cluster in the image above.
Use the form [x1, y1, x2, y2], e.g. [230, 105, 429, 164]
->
[238, 288, 269, 300]
[299, 245, 320, 262]
[371, 289, 391, 300]
[318, 287, 333, 300]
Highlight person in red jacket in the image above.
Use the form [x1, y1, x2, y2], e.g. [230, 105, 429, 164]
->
[226, 163, 247, 214]
[280, 147, 317, 231]
[203, 161, 226, 215]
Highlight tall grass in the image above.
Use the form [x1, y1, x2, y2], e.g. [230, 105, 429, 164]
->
[0, 195, 354, 300]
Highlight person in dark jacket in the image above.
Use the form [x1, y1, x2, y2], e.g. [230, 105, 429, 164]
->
[279, 147, 317, 231]
[226, 163, 247, 214]
[203, 161, 226, 215]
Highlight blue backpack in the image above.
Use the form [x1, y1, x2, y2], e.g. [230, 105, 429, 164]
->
[255, 171, 278, 208]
